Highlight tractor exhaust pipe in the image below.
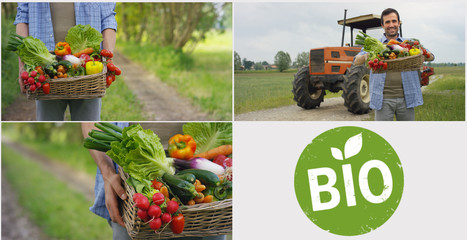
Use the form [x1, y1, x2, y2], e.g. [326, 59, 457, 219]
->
[341, 9, 347, 47]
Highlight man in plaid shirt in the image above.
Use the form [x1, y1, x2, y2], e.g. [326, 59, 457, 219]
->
[14, 2, 117, 121]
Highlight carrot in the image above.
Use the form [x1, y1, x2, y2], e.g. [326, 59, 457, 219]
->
[160, 186, 169, 199]
[203, 195, 214, 203]
[193, 145, 232, 159]
[73, 48, 94, 57]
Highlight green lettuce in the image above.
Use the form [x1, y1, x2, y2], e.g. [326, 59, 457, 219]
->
[106, 124, 175, 184]
[183, 122, 232, 155]
[17, 36, 56, 66]
[65, 24, 103, 54]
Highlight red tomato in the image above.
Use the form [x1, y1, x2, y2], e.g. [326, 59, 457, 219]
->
[171, 214, 185, 234]
[42, 83, 50, 94]
[114, 67, 122, 76]
[106, 76, 113, 87]
[107, 62, 117, 72]
[100, 49, 114, 58]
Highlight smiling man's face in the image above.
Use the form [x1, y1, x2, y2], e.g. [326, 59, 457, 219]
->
[381, 12, 400, 39]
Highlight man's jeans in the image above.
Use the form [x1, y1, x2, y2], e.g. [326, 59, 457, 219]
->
[36, 98, 101, 121]
[375, 98, 415, 121]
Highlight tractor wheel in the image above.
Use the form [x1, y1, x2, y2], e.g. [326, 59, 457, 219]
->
[292, 66, 325, 109]
[342, 64, 371, 114]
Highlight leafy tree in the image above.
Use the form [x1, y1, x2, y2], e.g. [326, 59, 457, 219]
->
[274, 51, 291, 72]
[234, 51, 242, 70]
[242, 58, 254, 70]
[254, 62, 264, 70]
[261, 61, 269, 66]
[295, 51, 309, 68]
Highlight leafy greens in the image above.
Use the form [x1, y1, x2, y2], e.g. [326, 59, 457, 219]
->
[183, 122, 232, 155]
[65, 24, 103, 54]
[106, 124, 175, 185]
[15, 35, 56, 66]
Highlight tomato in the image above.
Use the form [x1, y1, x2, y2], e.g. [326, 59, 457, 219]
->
[106, 75, 113, 87]
[413, 41, 419, 46]
[383, 62, 388, 70]
[114, 67, 121, 76]
[171, 214, 185, 234]
[107, 62, 117, 72]
[100, 49, 114, 58]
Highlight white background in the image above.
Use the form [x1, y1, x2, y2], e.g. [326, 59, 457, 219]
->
[233, 122, 467, 239]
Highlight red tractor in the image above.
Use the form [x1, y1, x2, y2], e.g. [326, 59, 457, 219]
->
[292, 10, 434, 114]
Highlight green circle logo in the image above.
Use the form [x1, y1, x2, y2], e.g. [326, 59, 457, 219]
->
[294, 126, 404, 236]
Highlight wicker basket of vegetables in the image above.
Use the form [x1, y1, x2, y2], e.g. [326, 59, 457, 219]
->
[7, 24, 121, 100]
[356, 31, 428, 73]
[84, 122, 233, 239]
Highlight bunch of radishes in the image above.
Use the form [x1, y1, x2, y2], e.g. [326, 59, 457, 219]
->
[133, 192, 185, 234]
[21, 70, 50, 94]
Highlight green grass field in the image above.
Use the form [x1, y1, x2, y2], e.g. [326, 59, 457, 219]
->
[2, 143, 113, 239]
[117, 30, 232, 120]
[234, 70, 341, 114]
[235, 66, 465, 121]
[415, 66, 465, 121]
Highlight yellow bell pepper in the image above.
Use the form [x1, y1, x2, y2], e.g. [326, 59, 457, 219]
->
[409, 48, 421, 56]
[85, 60, 103, 75]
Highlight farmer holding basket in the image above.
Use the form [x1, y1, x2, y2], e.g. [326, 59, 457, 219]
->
[354, 8, 434, 121]
[14, 2, 117, 121]
[83, 122, 227, 240]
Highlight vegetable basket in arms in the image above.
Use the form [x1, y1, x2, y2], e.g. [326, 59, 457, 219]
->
[118, 166, 232, 239]
[84, 122, 232, 239]
[7, 24, 112, 100]
[26, 58, 108, 100]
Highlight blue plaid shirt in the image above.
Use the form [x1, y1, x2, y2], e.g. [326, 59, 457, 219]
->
[14, 2, 117, 51]
[90, 122, 128, 221]
[358, 34, 427, 110]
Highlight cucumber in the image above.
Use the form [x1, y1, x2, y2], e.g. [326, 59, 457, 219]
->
[176, 169, 220, 187]
[58, 60, 73, 70]
[162, 173, 197, 203]
[175, 172, 196, 184]
[88, 129, 120, 142]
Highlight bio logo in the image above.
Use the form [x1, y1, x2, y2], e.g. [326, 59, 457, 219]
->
[294, 127, 404, 236]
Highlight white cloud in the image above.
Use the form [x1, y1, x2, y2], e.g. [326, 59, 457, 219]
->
[235, 2, 465, 63]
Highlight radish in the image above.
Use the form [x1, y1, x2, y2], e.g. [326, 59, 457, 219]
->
[21, 71, 29, 80]
[137, 209, 150, 222]
[30, 70, 37, 77]
[38, 75, 46, 83]
[161, 212, 172, 223]
[152, 192, 165, 205]
[134, 194, 150, 210]
[166, 200, 179, 214]
[29, 84, 36, 92]
[149, 217, 162, 230]
[133, 193, 145, 202]
[148, 205, 161, 218]
[27, 77, 35, 85]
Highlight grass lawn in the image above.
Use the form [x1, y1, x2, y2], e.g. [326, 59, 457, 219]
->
[2, 143, 113, 239]
[234, 70, 341, 114]
[117, 30, 232, 120]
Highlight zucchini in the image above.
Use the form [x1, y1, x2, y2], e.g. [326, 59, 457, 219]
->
[176, 169, 220, 187]
[83, 137, 111, 152]
[88, 129, 120, 142]
[99, 122, 124, 133]
[162, 173, 198, 203]
[175, 172, 196, 184]
[58, 60, 73, 70]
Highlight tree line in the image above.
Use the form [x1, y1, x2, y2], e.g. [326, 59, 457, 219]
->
[235, 51, 309, 72]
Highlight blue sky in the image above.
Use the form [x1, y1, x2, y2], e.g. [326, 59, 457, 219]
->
[234, 2, 465, 64]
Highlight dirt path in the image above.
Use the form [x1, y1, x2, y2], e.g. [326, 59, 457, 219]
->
[2, 51, 211, 121]
[235, 97, 372, 121]
[112, 52, 211, 121]
[2, 138, 95, 239]
[236, 74, 444, 121]
[2, 138, 95, 201]
[1, 174, 50, 240]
